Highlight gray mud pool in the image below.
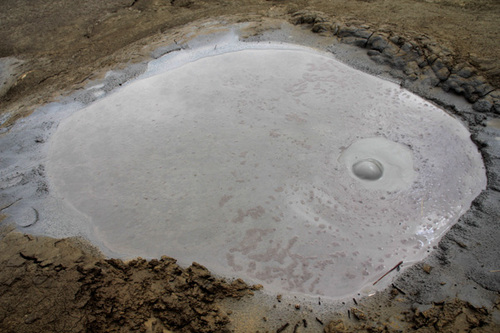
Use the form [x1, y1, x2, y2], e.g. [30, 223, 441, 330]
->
[0, 31, 488, 301]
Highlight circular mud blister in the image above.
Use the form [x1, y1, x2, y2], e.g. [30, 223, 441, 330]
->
[339, 137, 416, 191]
[352, 159, 384, 181]
[47, 46, 486, 299]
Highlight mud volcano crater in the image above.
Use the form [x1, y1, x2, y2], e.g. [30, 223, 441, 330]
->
[46, 43, 485, 299]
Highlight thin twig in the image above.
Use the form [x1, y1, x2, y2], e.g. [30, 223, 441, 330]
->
[0, 198, 22, 212]
[373, 261, 403, 285]
[391, 283, 406, 295]
[277, 323, 289, 333]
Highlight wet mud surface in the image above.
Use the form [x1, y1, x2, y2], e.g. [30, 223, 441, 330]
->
[1, 0, 499, 332]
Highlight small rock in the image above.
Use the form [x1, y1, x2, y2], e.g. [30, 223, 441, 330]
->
[418, 68, 440, 86]
[351, 308, 367, 321]
[367, 34, 389, 52]
[422, 264, 433, 274]
[391, 56, 408, 70]
[432, 58, 448, 71]
[389, 35, 401, 45]
[472, 99, 492, 112]
[295, 303, 301, 310]
[475, 83, 495, 97]
[312, 23, 333, 34]
[324, 319, 345, 333]
[441, 74, 467, 94]
[400, 42, 414, 53]
[494, 103, 500, 115]
[24, 313, 39, 324]
[456, 65, 475, 78]
[426, 53, 439, 65]
[432, 65, 450, 81]
[337, 26, 357, 38]
[404, 61, 420, 76]
[425, 43, 445, 57]
[417, 56, 428, 68]
[341, 36, 368, 47]
[381, 42, 400, 57]
[338, 26, 372, 39]
[291, 10, 328, 25]
[367, 49, 381, 57]
[463, 83, 480, 102]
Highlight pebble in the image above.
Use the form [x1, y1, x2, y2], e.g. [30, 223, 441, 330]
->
[422, 264, 433, 274]
[473, 99, 493, 113]
[366, 34, 388, 51]
[351, 308, 367, 321]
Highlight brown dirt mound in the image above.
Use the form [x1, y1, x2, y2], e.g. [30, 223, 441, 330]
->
[0, 229, 257, 333]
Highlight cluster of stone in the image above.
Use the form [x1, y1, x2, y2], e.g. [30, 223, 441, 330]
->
[290, 10, 499, 114]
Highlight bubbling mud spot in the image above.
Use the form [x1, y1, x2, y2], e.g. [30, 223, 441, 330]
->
[352, 159, 384, 181]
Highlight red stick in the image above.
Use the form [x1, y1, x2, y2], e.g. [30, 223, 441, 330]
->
[373, 261, 403, 285]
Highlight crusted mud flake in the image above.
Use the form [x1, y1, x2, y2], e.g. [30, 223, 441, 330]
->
[0, 230, 253, 333]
